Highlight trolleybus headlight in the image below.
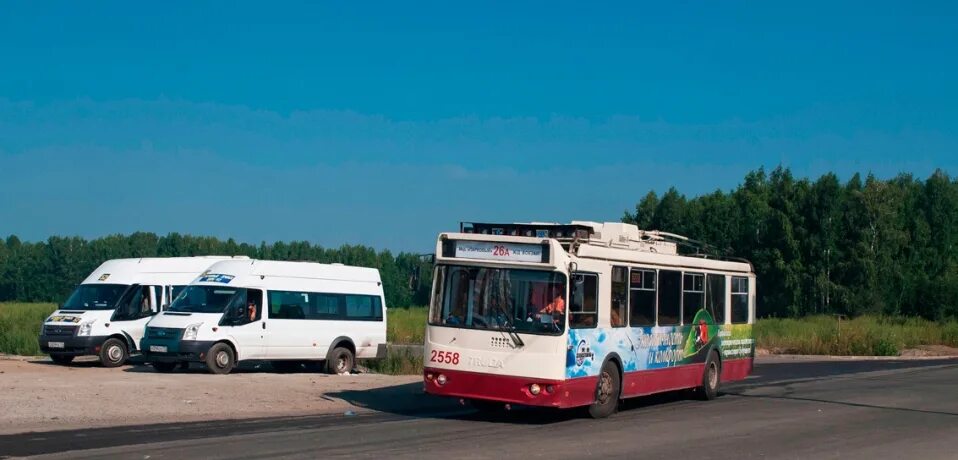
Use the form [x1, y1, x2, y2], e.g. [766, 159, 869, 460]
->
[529, 384, 541, 395]
[425, 372, 434, 381]
[437, 374, 448, 385]
[545, 385, 555, 394]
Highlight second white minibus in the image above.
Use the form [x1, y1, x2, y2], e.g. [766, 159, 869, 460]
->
[140, 259, 387, 374]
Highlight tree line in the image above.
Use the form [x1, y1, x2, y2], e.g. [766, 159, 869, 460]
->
[0, 233, 434, 308]
[623, 168, 958, 320]
[1, 168, 955, 320]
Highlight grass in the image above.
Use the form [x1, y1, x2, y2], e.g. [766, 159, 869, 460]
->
[754, 315, 958, 356]
[0, 302, 57, 356]
[387, 306, 427, 345]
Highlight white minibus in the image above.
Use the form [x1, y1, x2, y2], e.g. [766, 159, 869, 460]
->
[38, 257, 247, 367]
[141, 259, 387, 374]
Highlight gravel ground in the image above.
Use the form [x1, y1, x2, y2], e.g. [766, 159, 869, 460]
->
[0, 358, 420, 435]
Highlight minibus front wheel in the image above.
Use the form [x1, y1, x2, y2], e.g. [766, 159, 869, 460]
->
[206, 343, 236, 375]
[99, 338, 129, 368]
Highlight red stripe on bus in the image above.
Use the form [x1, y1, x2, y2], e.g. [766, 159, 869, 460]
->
[720, 357, 754, 382]
[621, 363, 706, 397]
[425, 357, 754, 409]
[424, 367, 597, 409]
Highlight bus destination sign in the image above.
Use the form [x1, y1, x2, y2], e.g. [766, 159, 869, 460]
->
[455, 241, 545, 263]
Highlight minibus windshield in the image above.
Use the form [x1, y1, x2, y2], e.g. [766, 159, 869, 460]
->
[168, 285, 245, 314]
[62, 284, 130, 310]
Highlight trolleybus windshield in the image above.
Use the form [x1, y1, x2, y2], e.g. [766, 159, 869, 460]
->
[430, 265, 567, 335]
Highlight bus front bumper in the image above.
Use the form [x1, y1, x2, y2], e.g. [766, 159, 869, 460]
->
[139, 337, 215, 363]
[423, 367, 597, 409]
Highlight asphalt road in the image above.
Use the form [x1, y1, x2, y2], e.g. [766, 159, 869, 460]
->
[2, 357, 957, 459]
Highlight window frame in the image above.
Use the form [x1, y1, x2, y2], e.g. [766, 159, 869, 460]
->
[266, 289, 384, 322]
[730, 276, 750, 324]
[569, 272, 599, 329]
[628, 267, 657, 327]
[657, 269, 682, 326]
[610, 266, 629, 328]
[681, 272, 705, 325]
[706, 273, 727, 325]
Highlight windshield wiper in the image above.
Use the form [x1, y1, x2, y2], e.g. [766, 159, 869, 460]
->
[492, 305, 524, 348]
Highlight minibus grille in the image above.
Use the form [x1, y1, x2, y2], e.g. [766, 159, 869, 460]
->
[147, 327, 183, 339]
[43, 325, 78, 336]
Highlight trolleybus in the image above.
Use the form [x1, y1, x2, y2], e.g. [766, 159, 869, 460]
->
[423, 221, 755, 418]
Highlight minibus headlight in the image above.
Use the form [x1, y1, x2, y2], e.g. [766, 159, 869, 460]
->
[77, 320, 95, 337]
[182, 323, 202, 340]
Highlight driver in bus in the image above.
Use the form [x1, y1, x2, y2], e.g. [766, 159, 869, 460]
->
[536, 286, 565, 322]
[247, 299, 258, 322]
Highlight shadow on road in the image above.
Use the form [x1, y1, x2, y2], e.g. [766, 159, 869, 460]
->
[326, 381, 704, 425]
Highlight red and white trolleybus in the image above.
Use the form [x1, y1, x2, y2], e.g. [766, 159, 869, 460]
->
[423, 221, 756, 418]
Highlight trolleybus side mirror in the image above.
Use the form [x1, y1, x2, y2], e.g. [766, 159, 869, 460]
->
[409, 265, 421, 290]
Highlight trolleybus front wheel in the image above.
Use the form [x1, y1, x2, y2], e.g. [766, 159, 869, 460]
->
[588, 361, 621, 419]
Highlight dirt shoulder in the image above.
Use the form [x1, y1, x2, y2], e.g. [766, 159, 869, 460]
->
[0, 358, 423, 435]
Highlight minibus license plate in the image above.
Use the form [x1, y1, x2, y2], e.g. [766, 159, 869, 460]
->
[48, 342, 64, 349]
[150, 345, 168, 353]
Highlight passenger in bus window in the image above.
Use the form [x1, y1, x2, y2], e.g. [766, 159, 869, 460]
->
[247, 300, 258, 322]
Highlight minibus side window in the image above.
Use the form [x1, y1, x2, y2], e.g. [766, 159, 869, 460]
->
[244, 289, 263, 323]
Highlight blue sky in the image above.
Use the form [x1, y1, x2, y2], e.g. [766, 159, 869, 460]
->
[1, 1, 956, 251]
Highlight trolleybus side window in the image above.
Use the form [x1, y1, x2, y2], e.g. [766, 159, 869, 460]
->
[610, 267, 628, 327]
[731, 277, 749, 324]
[682, 273, 705, 325]
[570, 273, 598, 328]
[658, 270, 681, 326]
[629, 269, 656, 327]
[707, 274, 726, 324]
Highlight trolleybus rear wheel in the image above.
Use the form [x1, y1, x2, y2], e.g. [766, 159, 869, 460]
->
[698, 350, 721, 401]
